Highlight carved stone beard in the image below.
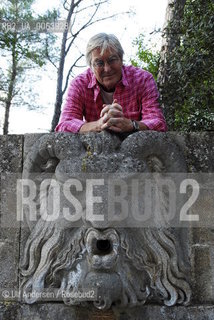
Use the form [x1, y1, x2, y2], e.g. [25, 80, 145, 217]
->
[20, 221, 191, 310]
[58, 228, 151, 310]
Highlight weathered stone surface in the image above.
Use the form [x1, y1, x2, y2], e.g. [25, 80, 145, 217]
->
[168, 132, 214, 304]
[192, 227, 214, 245]
[0, 131, 214, 319]
[191, 245, 214, 304]
[0, 135, 23, 173]
[169, 132, 214, 172]
[23, 133, 45, 161]
[22, 131, 214, 173]
[19, 132, 191, 315]
[0, 135, 23, 292]
[1, 303, 214, 320]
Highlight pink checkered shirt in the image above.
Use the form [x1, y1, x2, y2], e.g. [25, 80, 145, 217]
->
[55, 65, 167, 133]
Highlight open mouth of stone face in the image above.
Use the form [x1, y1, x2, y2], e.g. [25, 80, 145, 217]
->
[93, 238, 112, 255]
[84, 228, 119, 270]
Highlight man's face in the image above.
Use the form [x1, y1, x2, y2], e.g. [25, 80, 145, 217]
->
[91, 48, 123, 92]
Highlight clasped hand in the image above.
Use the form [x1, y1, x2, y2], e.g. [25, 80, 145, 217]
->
[99, 99, 133, 132]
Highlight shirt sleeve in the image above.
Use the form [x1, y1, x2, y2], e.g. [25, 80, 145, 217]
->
[140, 73, 167, 132]
[55, 78, 85, 133]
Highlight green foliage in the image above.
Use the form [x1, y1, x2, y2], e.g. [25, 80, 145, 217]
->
[0, 1, 57, 66]
[0, 0, 58, 133]
[131, 34, 160, 81]
[162, 0, 214, 131]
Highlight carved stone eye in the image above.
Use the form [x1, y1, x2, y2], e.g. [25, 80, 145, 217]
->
[40, 158, 59, 172]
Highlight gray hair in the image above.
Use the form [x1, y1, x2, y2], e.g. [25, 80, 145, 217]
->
[86, 33, 124, 66]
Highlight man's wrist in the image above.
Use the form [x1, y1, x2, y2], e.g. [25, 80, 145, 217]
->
[130, 120, 148, 132]
[131, 120, 140, 132]
[79, 121, 102, 133]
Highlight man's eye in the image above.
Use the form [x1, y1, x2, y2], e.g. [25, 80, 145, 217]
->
[108, 57, 119, 64]
[95, 61, 104, 67]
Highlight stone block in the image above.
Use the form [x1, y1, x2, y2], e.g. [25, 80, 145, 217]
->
[0, 135, 23, 293]
[0, 135, 23, 173]
[1, 303, 214, 320]
[170, 132, 214, 172]
[23, 133, 45, 161]
[191, 244, 214, 303]
[0, 132, 214, 319]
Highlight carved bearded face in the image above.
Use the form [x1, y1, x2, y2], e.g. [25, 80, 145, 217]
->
[20, 222, 190, 309]
[20, 132, 191, 311]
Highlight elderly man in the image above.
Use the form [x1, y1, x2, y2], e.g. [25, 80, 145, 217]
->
[55, 33, 167, 133]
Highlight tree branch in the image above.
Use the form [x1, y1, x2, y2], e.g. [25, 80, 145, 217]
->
[63, 0, 68, 10]
[66, 1, 108, 55]
[44, 39, 58, 69]
[74, 0, 109, 14]
[66, 11, 128, 56]
[62, 53, 84, 95]
[69, 0, 100, 38]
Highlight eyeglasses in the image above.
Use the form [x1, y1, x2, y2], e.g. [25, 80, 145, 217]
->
[92, 56, 120, 69]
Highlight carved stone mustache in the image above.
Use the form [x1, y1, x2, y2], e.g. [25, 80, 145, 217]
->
[84, 228, 120, 270]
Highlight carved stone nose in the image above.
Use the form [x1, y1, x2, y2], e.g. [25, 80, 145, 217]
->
[95, 239, 112, 255]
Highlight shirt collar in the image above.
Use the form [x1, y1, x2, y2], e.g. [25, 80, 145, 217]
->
[87, 65, 129, 89]
[120, 66, 129, 87]
[88, 68, 97, 88]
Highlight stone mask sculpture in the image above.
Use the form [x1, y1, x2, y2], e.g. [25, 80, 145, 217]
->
[20, 131, 191, 311]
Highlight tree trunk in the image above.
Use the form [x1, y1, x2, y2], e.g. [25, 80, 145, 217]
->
[3, 45, 17, 135]
[3, 101, 10, 135]
[51, 88, 63, 131]
[51, 37, 66, 131]
[158, 0, 187, 130]
[50, 2, 75, 132]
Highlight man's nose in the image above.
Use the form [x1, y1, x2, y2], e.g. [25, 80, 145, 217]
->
[103, 62, 112, 72]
